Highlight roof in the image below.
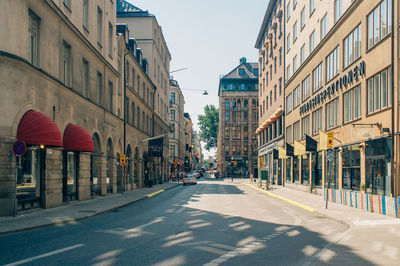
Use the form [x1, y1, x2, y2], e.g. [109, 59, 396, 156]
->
[255, 0, 277, 49]
[221, 62, 259, 80]
[117, 0, 153, 17]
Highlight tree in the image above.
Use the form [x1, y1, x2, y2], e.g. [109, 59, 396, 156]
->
[198, 105, 219, 151]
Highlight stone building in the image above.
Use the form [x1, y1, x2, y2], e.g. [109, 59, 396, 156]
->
[0, 0, 168, 216]
[217, 58, 259, 178]
[116, 0, 171, 178]
[255, 0, 285, 185]
[283, 0, 399, 199]
[184, 113, 193, 173]
[168, 79, 186, 174]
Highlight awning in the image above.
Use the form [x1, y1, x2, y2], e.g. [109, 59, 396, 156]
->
[17, 110, 62, 147]
[63, 123, 94, 152]
[256, 107, 283, 135]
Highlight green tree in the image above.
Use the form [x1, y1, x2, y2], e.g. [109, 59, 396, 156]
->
[198, 105, 219, 151]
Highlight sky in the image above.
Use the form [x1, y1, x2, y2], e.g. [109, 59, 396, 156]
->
[127, 0, 268, 157]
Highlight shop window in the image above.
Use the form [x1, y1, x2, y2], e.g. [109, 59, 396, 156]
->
[311, 152, 323, 187]
[342, 145, 361, 190]
[286, 157, 292, 182]
[63, 151, 78, 202]
[293, 156, 299, 183]
[325, 149, 339, 189]
[301, 155, 310, 185]
[366, 138, 391, 196]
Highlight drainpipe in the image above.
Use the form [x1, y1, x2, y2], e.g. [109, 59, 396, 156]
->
[282, 0, 286, 187]
[390, 0, 395, 196]
[123, 51, 129, 193]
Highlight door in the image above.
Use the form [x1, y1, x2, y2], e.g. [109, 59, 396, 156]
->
[63, 151, 78, 202]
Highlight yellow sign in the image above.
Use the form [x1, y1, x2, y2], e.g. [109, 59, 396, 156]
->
[259, 157, 264, 168]
[278, 147, 287, 159]
[120, 154, 126, 166]
[327, 132, 334, 149]
[294, 141, 306, 156]
[173, 159, 178, 168]
[233, 161, 237, 166]
[319, 130, 328, 150]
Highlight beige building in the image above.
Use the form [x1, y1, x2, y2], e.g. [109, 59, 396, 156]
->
[184, 113, 193, 172]
[168, 79, 186, 173]
[255, 0, 285, 185]
[0, 0, 168, 216]
[284, 0, 399, 198]
[217, 58, 259, 178]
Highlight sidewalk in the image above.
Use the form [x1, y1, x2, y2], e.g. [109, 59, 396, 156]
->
[230, 178, 400, 227]
[0, 182, 179, 235]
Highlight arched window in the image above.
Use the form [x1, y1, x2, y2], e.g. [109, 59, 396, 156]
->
[244, 99, 248, 109]
[237, 99, 241, 108]
[232, 99, 236, 109]
[225, 99, 230, 110]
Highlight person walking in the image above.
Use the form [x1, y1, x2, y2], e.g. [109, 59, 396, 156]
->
[250, 171, 254, 184]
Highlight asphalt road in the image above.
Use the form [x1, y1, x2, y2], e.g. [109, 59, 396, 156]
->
[0, 179, 371, 266]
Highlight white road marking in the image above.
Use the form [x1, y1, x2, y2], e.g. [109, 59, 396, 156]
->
[4, 244, 85, 266]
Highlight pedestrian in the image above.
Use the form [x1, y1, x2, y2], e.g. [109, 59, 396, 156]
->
[250, 171, 254, 184]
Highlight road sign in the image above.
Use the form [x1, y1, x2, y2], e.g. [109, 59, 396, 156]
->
[327, 132, 334, 149]
[13, 140, 26, 157]
[120, 154, 126, 166]
[174, 159, 178, 168]
[326, 149, 333, 161]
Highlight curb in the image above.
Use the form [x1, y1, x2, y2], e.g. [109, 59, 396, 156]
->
[0, 183, 180, 236]
[240, 182, 351, 229]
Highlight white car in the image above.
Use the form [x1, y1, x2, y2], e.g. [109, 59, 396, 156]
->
[183, 174, 197, 185]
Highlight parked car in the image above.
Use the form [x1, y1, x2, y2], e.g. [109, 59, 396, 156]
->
[183, 174, 197, 185]
[192, 171, 201, 179]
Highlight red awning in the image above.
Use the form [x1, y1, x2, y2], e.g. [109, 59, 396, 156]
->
[63, 123, 94, 152]
[17, 110, 62, 147]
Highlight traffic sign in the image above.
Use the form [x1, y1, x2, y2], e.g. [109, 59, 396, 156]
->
[327, 132, 334, 149]
[174, 159, 178, 168]
[326, 149, 333, 161]
[120, 154, 126, 166]
[13, 140, 26, 157]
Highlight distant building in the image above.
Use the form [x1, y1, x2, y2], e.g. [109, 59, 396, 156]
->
[184, 113, 193, 172]
[217, 58, 259, 178]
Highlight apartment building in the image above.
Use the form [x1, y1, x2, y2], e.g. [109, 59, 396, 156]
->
[255, 0, 285, 185]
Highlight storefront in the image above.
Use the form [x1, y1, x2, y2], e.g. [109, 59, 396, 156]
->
[365, 137, 391, 196]
[90, 134, 101, 197]
[301, 155, 310, 185]
[325, 148, 339, 189]
[311, 152, 323, 189]
[342, 144, 361, 191]
[16, 110, 63, 210]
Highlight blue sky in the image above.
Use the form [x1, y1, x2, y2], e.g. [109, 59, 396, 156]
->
[128, 0, 268, 156]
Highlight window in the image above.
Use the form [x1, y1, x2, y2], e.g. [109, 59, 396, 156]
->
[274, 57, 277, 73]
[312, 108, 322, 135]
[270, 91, 272, 105]
[132, 68, 135, 88]
[312, 62, 323, 93]
[279, 78, 282, 96]
[343, 85, 361, 124]
[334, 0, 343, 23]
[83, 0, 89, 29]
[320, 14, 327, 40]
[293, 0, 297, 9]
[132, 102, 135, 125]
[286, 125, 293, 144]
[170, 109, 175, 121]
[274, 85, 277, 101]
[326, 46, 339, 82]
[279, 47, 282, 66]
[310, 0, 315, 15]
[344, 26, 362, 68]
[97, 7, 103, 45]
[225, 99, 230, 110]
[108, 23, 113, 57]
[108, 81, 113, 112]
[82, 59, 89, 97]
[170, 145, 175, 157]
[302, 115, 310, 139]
[270, 65, 273, 80]
[293, 21, 298, 42]
[367, 0, 392, 50]
[62, 41, 71, 86]
[293, 85, 300, 108]
[293, 121, 300, 141]
[309, 31, 315, 53]
[63, 0, 71, 9]
[170, 92, 176, 104]
[293, 55, 298, 73]
[326, 97, 339, 129]
[302, 75, 310, 101]
[301, 7, 306, 29]
[29, 10, 40, 67]
[287, 34, 291, 52]
[97, 72, 102, 105]
[367, 67, 392, 114]
[286, 93, 293, 114]
[239, 68, 245, 75]
[286, 64, 291, 80]
[300, 44, 305, 65]
[225, 112, 230, 122]
[287, 2, 291, 21]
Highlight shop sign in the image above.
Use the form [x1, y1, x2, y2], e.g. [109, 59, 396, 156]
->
[120, 154, 126, 166]
[226, 156, 246, 161]
[327, 132, 334, 149]
[300, 61, 365, 115]
[149, 137, 163, 157]
[259, 142, 278, 156]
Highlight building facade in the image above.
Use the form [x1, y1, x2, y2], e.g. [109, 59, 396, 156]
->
[168, 79, 185, 174]
[184, 113, 193, 173]
[255, 0, 285, 185]
[217, 58, 259, 178]
[117, 0, 171, 181]
[0, 0, 168, 216]
[283, 0, 399, 199]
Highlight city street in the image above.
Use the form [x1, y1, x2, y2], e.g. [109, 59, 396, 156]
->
[0, 179, 379, 266]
